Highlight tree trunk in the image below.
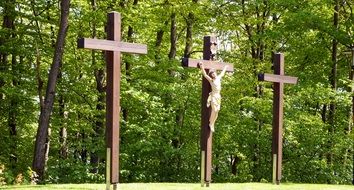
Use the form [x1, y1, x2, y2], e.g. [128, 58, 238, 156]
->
[173, 0, 199, 165]
[231, 155, 240, 175]
[349, 50, 354, 185]
[168, 13, 177, 60]
[91, 90, 104, 173]
[327, 0, 339, 167]
[157, 10, 179, 181]
[122, 0, 138, 123]
[58, 94, 68, 159]
[1, 0, 17, 171]
[241, 0, 270, 181]
[183, 0, 198, 58]
[348, 50, 353, 133]
[155, 28, 164, 49]
[176, 0, 198, 135]
[0, 0, 15, 67]
[57, 50, 68, 160]
[81, 131, 87, 163]
[321, 104, 327, 123]
[9, 54, 18, 170]
[89, 0, 102, 174]
[32, 0, 70, 182]
[350, 51, 354, 134]
[154, 20, 168, 64]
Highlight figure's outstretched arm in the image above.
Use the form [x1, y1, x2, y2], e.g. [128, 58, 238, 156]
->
[219, 65, 229, 78]
[198, 62, 212, 81]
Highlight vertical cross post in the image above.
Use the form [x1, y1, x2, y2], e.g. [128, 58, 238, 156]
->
[77, 11, 147, 189]
[182, 36, 233, 186]
[201, 36, 214, 186]
[272, 54, 284, 185]
[258, 53, 297, 185]
[106, 12, 121, 185]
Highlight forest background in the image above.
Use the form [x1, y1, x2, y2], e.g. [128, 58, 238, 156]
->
[0, 0, 353, 185]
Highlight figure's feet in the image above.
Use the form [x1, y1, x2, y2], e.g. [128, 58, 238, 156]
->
[210, 124, 214, 132]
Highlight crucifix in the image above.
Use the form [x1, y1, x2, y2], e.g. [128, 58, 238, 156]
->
[182, 36, 233, 187]
[258, 53, 297, 185]
[77, 12, 147, 190]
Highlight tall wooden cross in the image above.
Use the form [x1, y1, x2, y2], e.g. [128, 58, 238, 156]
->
[77, 12, 147, 189]
[182, 36, 233, 187]
[258, 53, 297, 185]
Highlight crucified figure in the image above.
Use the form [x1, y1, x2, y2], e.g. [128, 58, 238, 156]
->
[198, 62, 228, 132]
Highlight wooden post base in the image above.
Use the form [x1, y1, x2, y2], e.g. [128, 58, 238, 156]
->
[201, 151, 205, 187]
[272, 154, 276, 184]
[106, 148, 111, 190]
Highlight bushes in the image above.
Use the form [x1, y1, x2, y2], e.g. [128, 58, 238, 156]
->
[0, 164, 37, 185]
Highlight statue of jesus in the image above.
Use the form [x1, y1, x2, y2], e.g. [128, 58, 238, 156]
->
[198, 62, 228, 132]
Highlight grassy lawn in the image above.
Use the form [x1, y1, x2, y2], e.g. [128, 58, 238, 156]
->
[1, 183, 353, 190]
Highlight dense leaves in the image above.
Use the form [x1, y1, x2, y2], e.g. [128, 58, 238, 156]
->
[0, 0, 353, 185]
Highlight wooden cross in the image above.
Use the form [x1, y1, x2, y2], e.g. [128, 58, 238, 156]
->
[258, 53, 297, 185]
[182, 36, 233, 187]
[77, 12, 147, 189]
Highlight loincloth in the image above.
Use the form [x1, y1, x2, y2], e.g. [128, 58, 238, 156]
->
[207, 93, 221, 111]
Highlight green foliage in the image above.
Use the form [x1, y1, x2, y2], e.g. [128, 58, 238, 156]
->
[0, 0, 353, 185]
[2, 183, 354, 190]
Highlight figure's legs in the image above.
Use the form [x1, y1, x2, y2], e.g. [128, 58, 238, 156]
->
[209, 105, 219, 132]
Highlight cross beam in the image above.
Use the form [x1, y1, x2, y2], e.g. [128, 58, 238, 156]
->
[182, 36, 233, 187]
[78, 38, 147, 54]
[77, 12, 147, 189]
[258, 53, 298, 185]
[258, 73, 297, 84]
[182, 58, 234, 71]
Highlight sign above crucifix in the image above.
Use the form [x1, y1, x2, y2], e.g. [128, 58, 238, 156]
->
[77, 12, 147, 190]
[258, 53, 297, 185]
[182, 36, 234, 187]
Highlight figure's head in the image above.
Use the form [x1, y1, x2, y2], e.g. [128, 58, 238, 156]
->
[209, 69, 217, 79]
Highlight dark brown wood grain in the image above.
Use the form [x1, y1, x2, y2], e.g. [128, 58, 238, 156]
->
[105, 12, 121, 184]
[258, 53, 298, 185]
[201, 36, 213, 185]
[77, 12, 147, 185]
[182, 35, 233, 186]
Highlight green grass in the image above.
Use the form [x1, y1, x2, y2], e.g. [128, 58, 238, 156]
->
[1, 183, 353, 190]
